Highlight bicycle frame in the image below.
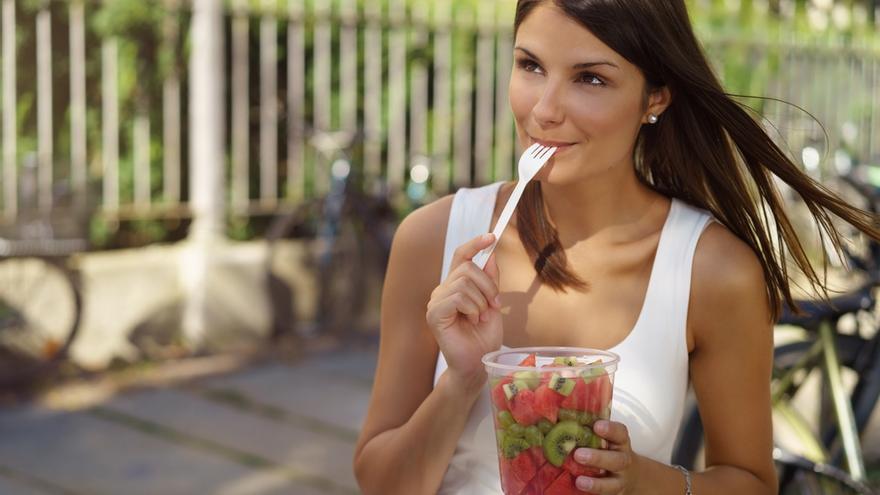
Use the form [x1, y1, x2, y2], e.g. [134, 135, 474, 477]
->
[771, 319, 868, 483]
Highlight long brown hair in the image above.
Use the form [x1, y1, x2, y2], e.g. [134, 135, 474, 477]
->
[513, 0, 879, 319]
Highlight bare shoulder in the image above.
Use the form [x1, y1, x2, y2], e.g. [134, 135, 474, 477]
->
[390, 194, 455, 276]
[688, 221, 772, 349]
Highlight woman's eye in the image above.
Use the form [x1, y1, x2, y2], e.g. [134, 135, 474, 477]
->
[577, 73, 605, 86]
[516, 59, 542, 74]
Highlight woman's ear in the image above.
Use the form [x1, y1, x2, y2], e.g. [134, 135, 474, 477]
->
[643, 86, 672, 123]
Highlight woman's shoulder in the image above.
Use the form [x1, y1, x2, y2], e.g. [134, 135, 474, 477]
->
[388, 194, 456, 281]
[688, 221, 771, 345]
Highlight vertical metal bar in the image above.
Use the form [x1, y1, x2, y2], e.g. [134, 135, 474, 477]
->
[260, 0, 278, 207]
[431, 0, 452, 194]
[133, 114, 151, 208]
[313, 0, 332, 194]
[231, 0, 250, 213]
[102, 39, 119, 213]
[70, 1, 87, 210]
[387, 0, 407, 192]
[818, 320, 867, 480]
[339, 0, 358, 134]
[494, 0, 514, 183]
[287, 0, 305, 200]
[2, 0, 16, 219]
[473, 1, 495, 185]
[363, 0, 383, 187]
[409, 3, 428, 167]
[453, 3, 475, 187]
[37, 7, 53, 211]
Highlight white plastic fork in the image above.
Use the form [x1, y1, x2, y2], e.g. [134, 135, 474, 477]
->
[472, 143, 557, 269]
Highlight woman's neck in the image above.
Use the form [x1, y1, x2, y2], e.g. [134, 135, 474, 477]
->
[538, 165, 665, 249]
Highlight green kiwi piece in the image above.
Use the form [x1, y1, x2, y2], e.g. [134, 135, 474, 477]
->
[524, 425, 543, 447]
[508, 423, 526, 438]
[552, 356, 579, 366]
[577, 410, 595, 426]
[576, 428, 591, 448]
[497, 411, 516, 429]
[502, 382, 519, 400]
[542, 420, 588, 467]
[502, 435, 531, 459]
[496, 429, 507, 449]
[513, 371, 541, 390]
[558, 408, 579, 422]
[587, 431, 603, 449]
[549, 373, 576, 396]
[537, 418, 553, 434]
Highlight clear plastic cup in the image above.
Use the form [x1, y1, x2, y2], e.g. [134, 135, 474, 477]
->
[481, 347, 620, 494]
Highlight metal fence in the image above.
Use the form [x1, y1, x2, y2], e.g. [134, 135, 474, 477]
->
[0, 0, 878, 234]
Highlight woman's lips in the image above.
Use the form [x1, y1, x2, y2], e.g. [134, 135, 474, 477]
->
[531, 138, 576, 154]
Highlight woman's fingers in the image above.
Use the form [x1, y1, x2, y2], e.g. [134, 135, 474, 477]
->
[450, 233, 495, 271]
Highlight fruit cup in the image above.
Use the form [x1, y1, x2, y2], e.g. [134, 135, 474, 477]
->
[481, 347, 620, 495]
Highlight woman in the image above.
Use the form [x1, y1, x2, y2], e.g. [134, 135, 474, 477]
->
[353, 1, 877, 494]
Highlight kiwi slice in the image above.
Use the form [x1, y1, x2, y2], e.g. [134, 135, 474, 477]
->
[524, 425, 543, 447]
[513, 370, 541, 390]
[577, 410, 595, 426]
[542, 420, 588, 467]
[502, 435, 531, 459]
[553, 356, 579, 366]
[502, 382, 519, 400]
[508, 423, 526, 438]
[558, 408, 579, 422]
[536, 418, 553, 434]
[548, 373, 576, 396]
[587, 428, 603, 449]
[497, 411, 516, 429]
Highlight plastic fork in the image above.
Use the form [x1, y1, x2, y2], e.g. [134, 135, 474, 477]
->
[473, 143, 557, 269]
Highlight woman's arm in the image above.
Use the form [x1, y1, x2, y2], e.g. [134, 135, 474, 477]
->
[353, 196, 502, 495]
[679, 222, 778, 494]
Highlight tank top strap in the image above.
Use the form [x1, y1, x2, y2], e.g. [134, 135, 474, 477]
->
[640, 198, 714, 350]
[441, 182, 504, 282]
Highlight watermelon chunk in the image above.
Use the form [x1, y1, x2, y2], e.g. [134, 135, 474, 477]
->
[492, 377, 513, 412]
[584, 373, 613, 414]
[509, 389, 542, 426]
[545, 471, 579, 495]
[511, 451, 538, 483]
[534, 384, 564, 423]
[528, 446, 547, 468]
[518, 353, 537, 367]
[535, 462, 564, 489]
[499, 457, 528, 495]
[559, 378, 588, 410]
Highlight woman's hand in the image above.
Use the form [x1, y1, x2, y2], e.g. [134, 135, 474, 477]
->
[571, 420, 641, 494]
[426, 233, 503, 390]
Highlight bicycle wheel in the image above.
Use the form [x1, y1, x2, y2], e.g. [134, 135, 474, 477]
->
[672, 335, 873, 492]
[0, 257, 81, 386]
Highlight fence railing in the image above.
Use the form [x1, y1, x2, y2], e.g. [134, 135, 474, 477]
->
[0, 0, 878, 238]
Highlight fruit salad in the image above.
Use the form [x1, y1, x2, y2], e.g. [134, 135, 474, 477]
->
[483, 349, 618, 495]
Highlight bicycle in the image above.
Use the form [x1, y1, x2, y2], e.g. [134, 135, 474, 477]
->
[266, 129, 398, 345]
[672, 165, 880, 494]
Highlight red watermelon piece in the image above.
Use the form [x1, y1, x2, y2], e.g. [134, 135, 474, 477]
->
[528, 446, 547, 468]
[511, 451, 538, 483]
[534, 384, 564, 423]
[492, 377, 513, 412]
[509, 389, 542, 426]
[545, 471, 579, 495]
[559, 379, 588, 410]
[518, 353, 536, 367]
[584, 373, 613, 414]
[499, 457, 528, 495]
[536, 462, 564, 489]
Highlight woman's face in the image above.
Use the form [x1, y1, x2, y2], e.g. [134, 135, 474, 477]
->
[509, 3, 667, 184]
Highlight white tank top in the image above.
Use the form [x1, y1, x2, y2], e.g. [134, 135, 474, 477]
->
[433, 182, 713, 494]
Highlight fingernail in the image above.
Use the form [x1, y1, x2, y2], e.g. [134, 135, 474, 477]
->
[576, 477, 594, 491]
[595, 420, 607, 433]
[494, 296, 502, 307]
[479, 312, 489, 323]
[575, 450, 591, 463]
[482, 233, 493, 241]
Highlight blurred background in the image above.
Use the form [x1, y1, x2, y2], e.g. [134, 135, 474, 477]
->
[0, 0, 878, 493]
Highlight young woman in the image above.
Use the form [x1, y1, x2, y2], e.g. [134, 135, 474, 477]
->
[353, 1, 878, 493]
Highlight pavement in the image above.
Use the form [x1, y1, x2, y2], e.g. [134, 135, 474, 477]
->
[0, 344, 378, 495]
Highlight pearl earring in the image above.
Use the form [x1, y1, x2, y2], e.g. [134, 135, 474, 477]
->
[648, 114, 659, 124]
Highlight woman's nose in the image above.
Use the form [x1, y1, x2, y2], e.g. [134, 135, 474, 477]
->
[532, 85, 565, 127]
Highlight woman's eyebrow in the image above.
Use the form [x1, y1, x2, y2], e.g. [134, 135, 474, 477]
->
[514, 46, 619, 70]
